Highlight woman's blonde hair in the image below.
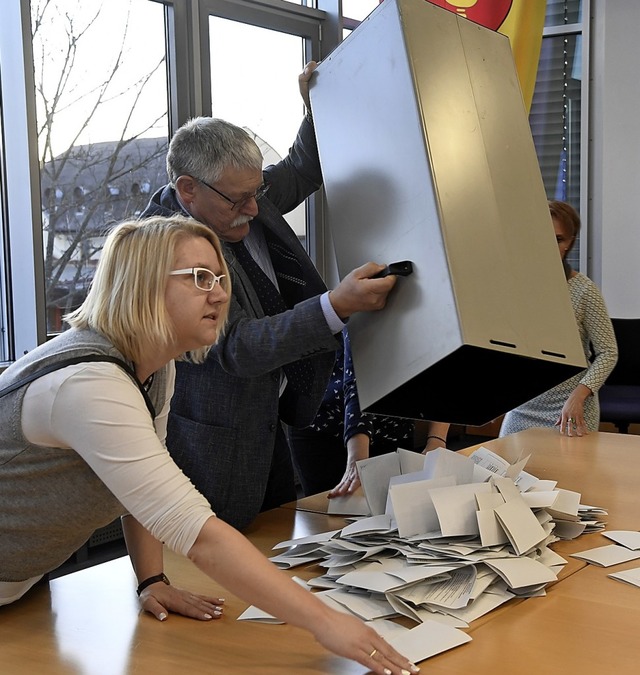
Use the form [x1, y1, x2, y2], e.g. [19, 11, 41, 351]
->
[65, 215, 230, 364]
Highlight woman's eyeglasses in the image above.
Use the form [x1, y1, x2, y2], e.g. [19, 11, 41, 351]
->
[169, 267, 226, 291]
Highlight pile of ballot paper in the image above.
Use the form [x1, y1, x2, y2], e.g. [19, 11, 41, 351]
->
[268, 447, 608, 629]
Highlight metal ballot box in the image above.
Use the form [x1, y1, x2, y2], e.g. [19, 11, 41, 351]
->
[309, 0, 586, 425]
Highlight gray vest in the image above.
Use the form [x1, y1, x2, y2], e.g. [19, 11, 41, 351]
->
[0, 328, 167, 581]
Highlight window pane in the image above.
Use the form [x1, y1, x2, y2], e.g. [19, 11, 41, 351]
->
[529, 32, 582, 268]
[545, 0, 582, 27]
[342, 0, 379, 21]
[530, 34, 581, 203]
[31, 0, 169, 334]
[209, 17, 307, 242]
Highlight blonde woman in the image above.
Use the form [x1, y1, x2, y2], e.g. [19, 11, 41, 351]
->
[0, 215, 418, 675]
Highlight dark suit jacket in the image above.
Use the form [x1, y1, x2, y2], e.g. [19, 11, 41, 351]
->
[141, 118, 340, 528]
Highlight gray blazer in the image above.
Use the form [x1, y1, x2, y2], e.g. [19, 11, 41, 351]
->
[141, 118, 340, 528]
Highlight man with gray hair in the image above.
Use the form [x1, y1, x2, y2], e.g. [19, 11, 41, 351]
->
[140, 62, 397, 529]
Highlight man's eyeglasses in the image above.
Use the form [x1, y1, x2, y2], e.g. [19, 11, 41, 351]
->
[169, 267, 226, 292]
[195, 177, 270, 210]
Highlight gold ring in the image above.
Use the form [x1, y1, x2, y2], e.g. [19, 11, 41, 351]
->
[369, 648, 378, 658]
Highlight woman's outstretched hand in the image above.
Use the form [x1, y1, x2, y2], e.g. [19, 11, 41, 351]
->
[138, 582, 224, 622]
[311, 609, 420, 675]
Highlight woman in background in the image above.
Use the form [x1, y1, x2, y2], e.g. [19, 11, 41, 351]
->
[0, 215, 418, 675]
[500, 200, 618, 437]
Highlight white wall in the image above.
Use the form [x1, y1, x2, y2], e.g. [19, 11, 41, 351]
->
[589, 0, 640, 318]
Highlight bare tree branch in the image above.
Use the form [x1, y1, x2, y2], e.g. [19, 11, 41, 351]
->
[33, 0, 169, 327]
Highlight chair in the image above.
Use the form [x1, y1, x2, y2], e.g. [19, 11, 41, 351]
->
[598, 318, 640, 433]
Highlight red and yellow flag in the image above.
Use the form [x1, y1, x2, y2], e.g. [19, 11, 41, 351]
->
[380, 1, 547, 112]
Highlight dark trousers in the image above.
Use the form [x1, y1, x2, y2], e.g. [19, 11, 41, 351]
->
[260, 423, 297, 512]
[288, 426, 404, 497]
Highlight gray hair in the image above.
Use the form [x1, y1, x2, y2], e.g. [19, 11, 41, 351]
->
[166, 117, 263, 186]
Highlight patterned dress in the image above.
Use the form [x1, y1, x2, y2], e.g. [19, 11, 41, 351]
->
[500, 272, 618, 435]
[309, 329, 414, 448]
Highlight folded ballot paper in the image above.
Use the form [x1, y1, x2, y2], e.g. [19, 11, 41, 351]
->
[245, 446, 607, 663]
[571, 529, 640, 569]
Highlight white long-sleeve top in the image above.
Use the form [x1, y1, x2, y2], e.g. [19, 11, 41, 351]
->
[22, 361, 214, 555]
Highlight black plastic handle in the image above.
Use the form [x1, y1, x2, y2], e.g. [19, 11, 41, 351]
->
[372, 260, 413, 279]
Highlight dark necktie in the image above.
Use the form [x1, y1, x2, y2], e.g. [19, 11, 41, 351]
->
[229, 239, 313, 394]
[263, 229, 307, 308]
[229, 239, 287, 315]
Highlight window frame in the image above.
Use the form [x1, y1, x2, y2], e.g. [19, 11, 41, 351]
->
[1, 0, 46, 364]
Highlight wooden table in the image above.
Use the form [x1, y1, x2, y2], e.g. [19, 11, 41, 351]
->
[2, 429, 640, 674]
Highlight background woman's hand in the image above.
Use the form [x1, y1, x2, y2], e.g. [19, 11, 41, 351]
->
[327, 462, 361, 498]
[328, 434, 369, 498]
[138, 582, 224, 622]
[556, 384, 592, 436]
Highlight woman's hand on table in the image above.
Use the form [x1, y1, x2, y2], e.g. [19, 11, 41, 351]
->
[327, 462, 361, 498]
[138, 582, 225, 622]
[556, 385, 591, 437]
[327, 433, 369, 498]
[312, 610, 419, 675]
